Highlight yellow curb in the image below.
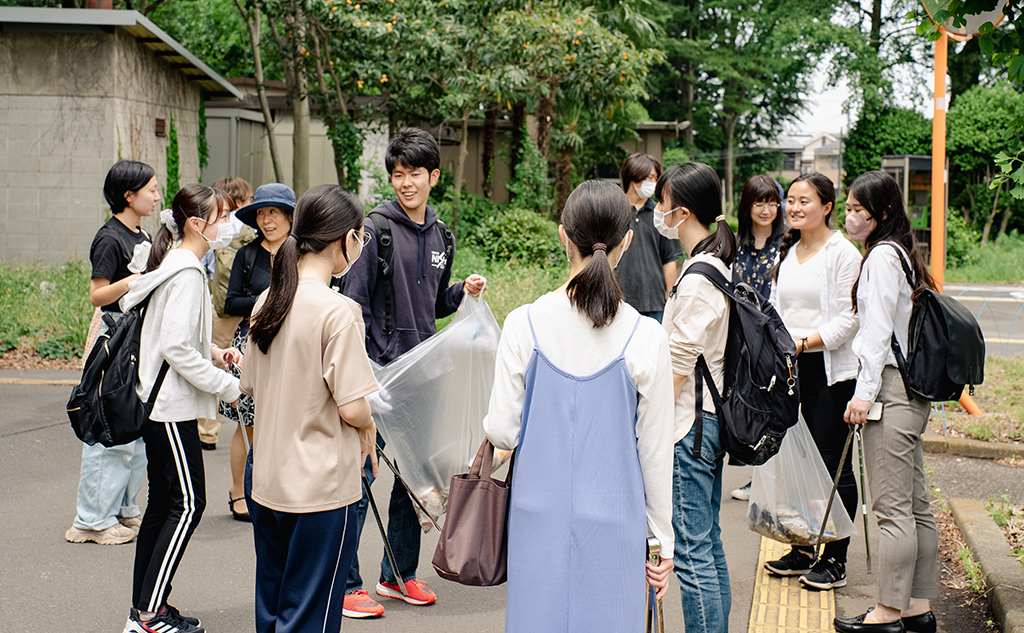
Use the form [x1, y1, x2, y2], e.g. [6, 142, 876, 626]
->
[748, 537, 835, 633]
[0, 378, 78, 386]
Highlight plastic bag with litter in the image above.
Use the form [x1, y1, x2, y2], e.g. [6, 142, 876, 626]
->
[370, 294, 506, 530]
[747, 414, 857, 546]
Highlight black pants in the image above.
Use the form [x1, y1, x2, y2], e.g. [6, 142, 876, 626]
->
[132, 419, 206, 612]
[793, 352, 858, 564]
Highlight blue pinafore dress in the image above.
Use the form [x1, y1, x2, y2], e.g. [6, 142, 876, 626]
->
[505, 309, 647, 632]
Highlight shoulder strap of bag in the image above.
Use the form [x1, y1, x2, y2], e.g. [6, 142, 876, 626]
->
[875, 242, 917, 400]
[436, 218, 455, 273]
[241, 240, 260, 297]
[146, 361, 171, 410]
[368, 212, 394, 336]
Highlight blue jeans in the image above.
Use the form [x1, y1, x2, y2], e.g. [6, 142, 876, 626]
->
[346, 432, 422, 591]
[673, 412, 730, 633]
[73, 311, 147, 530]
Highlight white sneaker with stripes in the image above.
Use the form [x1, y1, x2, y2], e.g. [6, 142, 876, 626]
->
[122, 607, 205, 633]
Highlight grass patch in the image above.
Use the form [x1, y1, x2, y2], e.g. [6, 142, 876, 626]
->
[0, 260, 92, 359]
[931, 355, 1024, 443]
[986, 495, 1024, 571]
[957, 544, 988, 594]
[945, 233, 1024, 285]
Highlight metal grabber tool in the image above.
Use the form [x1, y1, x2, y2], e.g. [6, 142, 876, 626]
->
[855, 425, 872, 573]
[814, 424, 855, 562]
[645, 537, 665, 633]
[361, 472, 409, 597]
[375, 445, 442, 532]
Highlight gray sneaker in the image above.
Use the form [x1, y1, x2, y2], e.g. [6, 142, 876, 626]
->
[731, 482, 751, 501]
[65, 523, 135, 545]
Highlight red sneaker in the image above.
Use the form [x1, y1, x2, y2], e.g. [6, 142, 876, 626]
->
[375, 579, 436, 605]
[342, 590, 384, 618]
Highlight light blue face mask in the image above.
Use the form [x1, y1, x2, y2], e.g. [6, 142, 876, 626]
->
[653, 207, 684, 240]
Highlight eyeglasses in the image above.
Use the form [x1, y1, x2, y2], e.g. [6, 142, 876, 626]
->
[358, 232, 372, 246]
[752, 202, 780, 211]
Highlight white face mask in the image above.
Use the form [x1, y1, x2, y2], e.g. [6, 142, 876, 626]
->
[653, 208, 684, 240]
[635, 181, 656, 199]
[334, 232, 364, 277]
[200, 219, 236, 250]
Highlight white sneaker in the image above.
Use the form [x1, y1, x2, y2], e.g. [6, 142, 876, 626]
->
[731, 482, 751, 501]
[65, 523, 135, 545]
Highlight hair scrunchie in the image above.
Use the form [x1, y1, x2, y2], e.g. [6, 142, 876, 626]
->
[714, 214, 726, 223]
[160, 208, 179, 236]
[592, 243, 607, 253]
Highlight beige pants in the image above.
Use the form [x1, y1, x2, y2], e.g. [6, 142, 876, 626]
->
[861, 366, 938, 610]
[198, 314, 244, 445]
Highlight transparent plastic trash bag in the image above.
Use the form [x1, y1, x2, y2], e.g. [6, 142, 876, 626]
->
[370, 294, 505, 528]
[746, 414, 857, 546]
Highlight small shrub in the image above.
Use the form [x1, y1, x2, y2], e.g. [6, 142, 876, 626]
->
[470, 207, 562, 267]
[946, 207, 980, 268]
[36, 332, 82, 360]
[506, 131, 553, 214]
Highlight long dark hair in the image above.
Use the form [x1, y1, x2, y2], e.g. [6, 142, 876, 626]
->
[103, 160, 155, 215]
[562, 180, 632, 328]
[654, 162, 736, 265]
[849, 171, 935, 310]
[249, 185, 364, 353]
[737, 174, 786, 245]
[145, 183, 218, 272]
[770, 172, 835, 282]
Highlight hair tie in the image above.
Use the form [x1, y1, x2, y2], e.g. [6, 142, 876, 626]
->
[159, 208, 179, 236]
[592, 243, 607, 253]
[714, 215, 726, 223]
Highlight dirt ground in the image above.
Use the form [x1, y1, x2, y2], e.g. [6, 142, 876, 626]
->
[934, 506, 1000, 632]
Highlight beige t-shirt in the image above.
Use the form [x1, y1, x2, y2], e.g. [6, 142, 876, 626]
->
[662, 253, 731, 443]
[240, 278, 379, 513]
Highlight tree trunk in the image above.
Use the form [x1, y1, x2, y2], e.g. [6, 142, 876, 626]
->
[234, 0, 283, 181]
[309, 28, 346, 187]
[536, 82, 556, 161]
[452, 110, 470, 232]
[997, 205, 1012, 242]
[555, 146, 575, 221]
[509, 101, 527, 182]
[981, 182, 1002, 246]
[270, 11, 310, 195]
[681, 0, 698, 151]
[482, 104, 498, 200]
[870, 0, 882, 52]
[722, 115, 737, 210]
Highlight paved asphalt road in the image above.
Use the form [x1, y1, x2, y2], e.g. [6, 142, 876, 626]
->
[945, 283, 1024, 358]
[3, 374, 1021, 632]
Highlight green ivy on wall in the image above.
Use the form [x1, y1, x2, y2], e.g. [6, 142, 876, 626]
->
[165, 116, 180, 201]
[197, 91, 209, 182]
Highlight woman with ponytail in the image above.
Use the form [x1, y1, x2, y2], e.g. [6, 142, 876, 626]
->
[762, 172, 862, 591]
[656, 162, 736, 632]
[835, 171, 937, 633]
[484, 179, 675, 632]
[119, 183, 241, 633]
[239, 185, 379, 633]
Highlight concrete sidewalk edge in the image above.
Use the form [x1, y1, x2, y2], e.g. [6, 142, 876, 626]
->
[924, 432, 1024, 460]
[949, 497, 1024, 633]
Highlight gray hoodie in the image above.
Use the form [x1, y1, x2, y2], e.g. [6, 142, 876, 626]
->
[121, 249, 240, 422]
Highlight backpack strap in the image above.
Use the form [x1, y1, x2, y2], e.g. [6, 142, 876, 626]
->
[681, 261, 734, 459]
[368, 212, 395, 336]
[146, 361, 171, 412]
[874, 243, 917, 401]
[240, 240, 260, 299]
[436, 219, 455, 273]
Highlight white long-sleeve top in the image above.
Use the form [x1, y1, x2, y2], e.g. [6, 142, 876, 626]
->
[852, 241, 914, 403]
[121, 249, 240, 421]
[483, 292, 675, 558]
[770, 230, 862, 385]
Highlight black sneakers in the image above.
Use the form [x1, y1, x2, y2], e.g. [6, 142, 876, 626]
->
[800, 557, 848, 590]
[764, 548, 814, 576]
[123, 606, 205, 633]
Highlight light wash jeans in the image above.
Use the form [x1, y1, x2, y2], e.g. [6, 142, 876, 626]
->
[72, 311, 147, 530]
[673, 411, 730, 633]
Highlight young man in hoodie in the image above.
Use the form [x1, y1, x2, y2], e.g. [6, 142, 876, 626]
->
[338, 128, 486, 618]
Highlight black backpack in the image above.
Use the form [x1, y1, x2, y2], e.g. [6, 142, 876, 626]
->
[878, 243, 985, 401]
[67, 298, 169, 447]
[366, 209, 454, 336]
[679, 262, 801, 466]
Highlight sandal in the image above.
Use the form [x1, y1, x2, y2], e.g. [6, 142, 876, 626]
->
[229, 493, 251, 523]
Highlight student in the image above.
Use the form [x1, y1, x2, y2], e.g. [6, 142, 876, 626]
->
[66, 160, 159, 546]
[241, 185, 379, 633]
[763, 173, 862, 590]
[615, 153, 682, 323]
[197, 177, 256, 453]
[337, 127, 486, 618]
[484, 179, 674, 632]
[120, 184, 242, 633]
[221, 183, 296, 522]
[657, 162, 735, 633]
[836, 171, 937, 633]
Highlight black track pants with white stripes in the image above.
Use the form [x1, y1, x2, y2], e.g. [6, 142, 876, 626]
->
[132, 419, 206, 612]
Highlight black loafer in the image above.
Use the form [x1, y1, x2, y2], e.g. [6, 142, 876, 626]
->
[834, 612, 904, 633]
[200, 441, 217, 451]
[901, 611, 936, 633]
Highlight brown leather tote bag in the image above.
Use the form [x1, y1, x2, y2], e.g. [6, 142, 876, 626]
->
[432, 439, 513, 586]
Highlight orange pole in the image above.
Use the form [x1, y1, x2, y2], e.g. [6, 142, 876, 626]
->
[959, 393, 982, 415]
[930, 32, 948, 291]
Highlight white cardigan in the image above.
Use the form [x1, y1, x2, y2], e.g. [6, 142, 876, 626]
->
[770, 230, 862, 385]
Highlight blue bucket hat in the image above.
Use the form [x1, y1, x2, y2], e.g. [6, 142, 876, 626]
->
[235, 183, 296, 229]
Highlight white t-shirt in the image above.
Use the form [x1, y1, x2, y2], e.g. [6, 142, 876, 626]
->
[776, 245, 825, 339]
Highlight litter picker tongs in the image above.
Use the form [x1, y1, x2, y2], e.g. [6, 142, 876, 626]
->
[645, 537, 665, 633]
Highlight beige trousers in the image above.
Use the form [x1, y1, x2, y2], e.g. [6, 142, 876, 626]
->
[197, 314, 244, 445]
[861, 366, 938, 610]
